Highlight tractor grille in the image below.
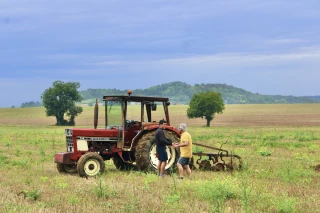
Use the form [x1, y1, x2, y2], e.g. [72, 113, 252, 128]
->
[66, 136, 74, 152]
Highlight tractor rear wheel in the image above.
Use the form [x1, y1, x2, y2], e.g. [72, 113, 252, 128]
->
[112, 153, 136, 171]
[57, 163, 77, 173]
[135, 131, 179, 172]
[77, 152, 105, 177]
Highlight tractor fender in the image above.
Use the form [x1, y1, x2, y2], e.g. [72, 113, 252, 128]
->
[131, 130, 154, 150]
[141, 124, 180, 135]
[131, 126, 180, 150]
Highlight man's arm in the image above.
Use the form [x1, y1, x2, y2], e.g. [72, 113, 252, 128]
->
[173, 141, 189, 148]
[159, 130, 172, 146]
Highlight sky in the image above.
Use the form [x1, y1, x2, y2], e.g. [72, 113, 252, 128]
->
[1, 0, 320, 107]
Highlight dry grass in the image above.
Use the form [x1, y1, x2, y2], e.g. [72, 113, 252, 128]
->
[2, 104, 320, 127]
[1, 104, 320, 213]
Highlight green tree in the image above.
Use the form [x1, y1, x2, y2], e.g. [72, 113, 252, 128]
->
[41, 80, 83, 125]
[187, 92, 225, 127]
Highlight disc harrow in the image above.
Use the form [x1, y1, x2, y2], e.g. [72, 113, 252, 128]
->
[190, 141, 243, 171]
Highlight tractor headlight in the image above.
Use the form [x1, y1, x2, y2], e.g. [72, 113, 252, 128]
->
[65, 129, 73, 136]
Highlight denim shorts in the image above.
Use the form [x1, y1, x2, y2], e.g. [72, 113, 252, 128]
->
[178, 157, 190, 166]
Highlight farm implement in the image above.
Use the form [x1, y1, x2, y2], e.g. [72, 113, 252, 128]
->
[190, 141, 243, 171]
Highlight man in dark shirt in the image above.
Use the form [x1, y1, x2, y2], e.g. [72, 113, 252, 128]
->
[155, 119, 172, 177]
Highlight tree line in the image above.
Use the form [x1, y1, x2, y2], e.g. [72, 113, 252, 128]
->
[21, 101, 43, 108]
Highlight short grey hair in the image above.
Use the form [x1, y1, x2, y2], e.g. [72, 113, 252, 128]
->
[179, 123, 187, 131]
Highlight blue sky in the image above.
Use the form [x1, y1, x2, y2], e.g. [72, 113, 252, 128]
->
[1, 0, 320, 107]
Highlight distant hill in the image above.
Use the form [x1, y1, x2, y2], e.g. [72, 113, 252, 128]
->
[79, 81, 320, 104]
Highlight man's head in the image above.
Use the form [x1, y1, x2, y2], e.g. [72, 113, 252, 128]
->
[159, 119, 167, 129]
[178, 123, 187, 133]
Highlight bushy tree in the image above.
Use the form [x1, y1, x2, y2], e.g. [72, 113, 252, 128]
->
[187, 92, 225, 127]
[41, 80, 83, 125]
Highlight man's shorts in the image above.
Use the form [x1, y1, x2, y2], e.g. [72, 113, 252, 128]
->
[156, 146, 168, 161]
[178, 157, 191, 166]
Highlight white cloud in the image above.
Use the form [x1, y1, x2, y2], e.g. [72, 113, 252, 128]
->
[150, 48, 320, 67]
[267, 39, 306, 44]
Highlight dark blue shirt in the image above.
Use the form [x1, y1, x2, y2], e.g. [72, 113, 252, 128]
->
[155, 128, 172, 147]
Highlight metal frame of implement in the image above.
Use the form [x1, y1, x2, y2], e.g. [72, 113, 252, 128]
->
[190, 141, 243, 171]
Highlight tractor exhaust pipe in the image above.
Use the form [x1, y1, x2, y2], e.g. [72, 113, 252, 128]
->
[94, 99, 98, 129]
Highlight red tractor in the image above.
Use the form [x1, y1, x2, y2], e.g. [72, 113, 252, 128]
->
[54, 91, 180, 177]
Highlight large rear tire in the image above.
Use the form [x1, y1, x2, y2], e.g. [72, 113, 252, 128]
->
[77, 152, 105, 177]
[112, 153, 136, 171]
[135, 130, 180, 172]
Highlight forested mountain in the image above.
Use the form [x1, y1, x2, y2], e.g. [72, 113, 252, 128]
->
[80, 81, 320, 104]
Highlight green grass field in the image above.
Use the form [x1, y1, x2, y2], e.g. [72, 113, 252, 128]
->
[1, 104, 320, 213]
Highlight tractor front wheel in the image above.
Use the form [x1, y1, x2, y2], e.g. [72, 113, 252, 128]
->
[77, 152, 105, 177]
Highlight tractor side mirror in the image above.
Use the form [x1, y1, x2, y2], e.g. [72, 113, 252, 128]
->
[151, 103, 157, 111]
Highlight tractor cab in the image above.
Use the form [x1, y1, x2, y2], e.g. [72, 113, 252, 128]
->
[101, 92, 172, 150]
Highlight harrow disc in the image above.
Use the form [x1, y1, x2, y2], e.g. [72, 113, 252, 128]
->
[191, 154, 243, 172]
